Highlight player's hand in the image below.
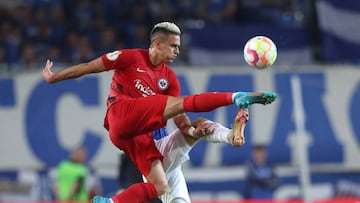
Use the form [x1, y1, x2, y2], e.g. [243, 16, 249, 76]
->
[42, 60, 55, 83]
[193, 122, 215, 138]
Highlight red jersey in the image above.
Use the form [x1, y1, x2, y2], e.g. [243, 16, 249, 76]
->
[101, 49, 181, 100]
[101, 49, 180, 176]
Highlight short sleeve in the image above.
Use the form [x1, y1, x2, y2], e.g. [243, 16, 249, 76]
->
[101, 49, 134, 71]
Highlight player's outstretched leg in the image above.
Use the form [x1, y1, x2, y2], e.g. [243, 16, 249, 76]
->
[229, 108, 249, 147]
[92, 196, 112, 203]
[233, 91, 277, 109]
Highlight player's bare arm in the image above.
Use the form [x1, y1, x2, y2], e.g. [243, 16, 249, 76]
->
[173, 113, 216, 146]
[192, 118, 216, 135]
[173, 113, 199, 146]
[42, 57, 106, 84]
[173, 113, 193, 136]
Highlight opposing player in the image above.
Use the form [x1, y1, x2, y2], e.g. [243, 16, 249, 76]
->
[152, 108, 250, 203]
[42, 21, 277, 203]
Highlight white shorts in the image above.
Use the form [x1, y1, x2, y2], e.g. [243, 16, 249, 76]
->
[148, 122, 230, 203]
[154, 129, 192, 203]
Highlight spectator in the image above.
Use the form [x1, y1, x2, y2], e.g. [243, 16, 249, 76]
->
[46, 45, 66, 65]
[0, 47, 7, 71]
[127, 23, 149, 49]
[18, 42, 39, 71]
[148, 0, 175, 23]
[55, 146, 89, 201]
[240, 0, 297, 26]
[88, 15, 107, 49]
[97, 26, 118, 54]
[72, 0, 95, 32]
[194, 0, 238, 24]
[1, 19, 21, 67]
[71, 36, 96, 63]
[244, 145, 279, 199]
[63, 30, 79, 63]
[170, 0, 196, 23]
[48, 6, 67, 46]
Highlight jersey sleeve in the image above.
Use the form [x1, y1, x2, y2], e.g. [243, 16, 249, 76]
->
[101, 49, 135, 71]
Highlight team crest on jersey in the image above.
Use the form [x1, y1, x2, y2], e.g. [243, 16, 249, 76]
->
[106, 50, 121, 61]
[158, 78, 169, 90]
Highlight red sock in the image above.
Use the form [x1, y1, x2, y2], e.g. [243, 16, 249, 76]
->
[111, 183, 158, 203]
[183, 92, 233, 112]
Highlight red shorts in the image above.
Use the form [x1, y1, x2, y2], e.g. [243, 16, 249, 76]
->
[104, 95, 168, 176]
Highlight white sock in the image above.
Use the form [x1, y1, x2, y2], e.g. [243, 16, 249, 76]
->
[201, 121, 232, 144]
[231, 92, 240, 103]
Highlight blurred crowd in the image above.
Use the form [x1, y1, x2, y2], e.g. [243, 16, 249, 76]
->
[0, 0, 309, 72]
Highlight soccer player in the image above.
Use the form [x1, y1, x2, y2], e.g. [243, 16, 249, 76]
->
[244, 144, 279, 199]
[150, 108, 250, 203]
[42, 22, 277, 203]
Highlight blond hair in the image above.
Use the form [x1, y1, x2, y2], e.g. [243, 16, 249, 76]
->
[150, 22, 181, 42]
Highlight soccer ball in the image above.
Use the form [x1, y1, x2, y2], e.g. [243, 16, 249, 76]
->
[243, 36, 277, 69]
